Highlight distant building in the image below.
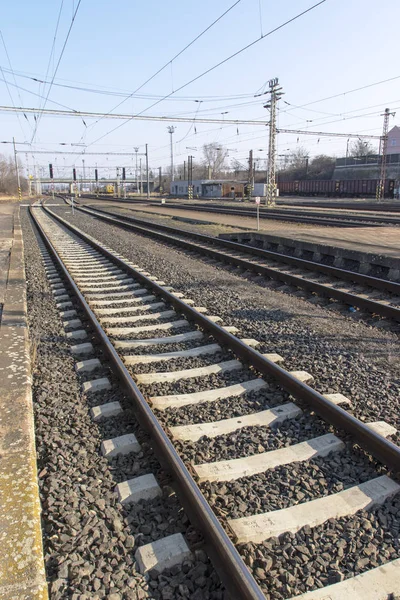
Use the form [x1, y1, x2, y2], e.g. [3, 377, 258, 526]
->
[387, 126, 400, 154]
[170, 179, 267, 198]
[171, 179, 245, 198]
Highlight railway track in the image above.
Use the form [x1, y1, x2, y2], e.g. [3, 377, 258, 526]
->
[30, 202, 400, 599]
[81, 194, 400, 227]
[157, 202, 400, 227]
[62, 199, 400, 325]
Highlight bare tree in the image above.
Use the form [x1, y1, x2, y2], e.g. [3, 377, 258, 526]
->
[202, 143, 228, 178]
[0, 154, 27, 195]
[349, 139, 377, 157]
[308, 154, 335, 180]
[287, 146, 310, 169]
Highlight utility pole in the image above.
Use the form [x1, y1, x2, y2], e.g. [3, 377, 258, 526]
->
[122, 167, 127, 198]
[95, 166, 99, 197]
[159, 166, 162, 196]
[264, 78, 284, 206]
[167, 126, 176, 182]
[246, 149, 254, 202]
[134, 147, 139, 193]
[183, 160, 186, 181]
[12, 137, 22, 201]
[376, 107, 396, 203]
[116, 167, 121, 198]
[187, 155, 194, 199]
[146, 144, 150, 200]
[82, 159, 86, 191]
[139, 158, 143, 194]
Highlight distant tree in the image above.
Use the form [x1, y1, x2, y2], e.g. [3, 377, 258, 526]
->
[308, 155, 335, 180]
[202, 143, 228, 178]
[349, 139, 377, 157]
[231, 158, 245, 176]
[287, 146, 310, 169]
[277, 147, 310, 181]
[0, 154, 27, 195]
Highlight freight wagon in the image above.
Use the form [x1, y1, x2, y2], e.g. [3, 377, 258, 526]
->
[278, 179, 395, 198]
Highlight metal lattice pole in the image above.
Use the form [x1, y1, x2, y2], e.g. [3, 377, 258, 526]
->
[12, 137, 22, 201]
[264, 79, 283, 206]
[167, 126, 176, 182]
[376, 108, 395, 203]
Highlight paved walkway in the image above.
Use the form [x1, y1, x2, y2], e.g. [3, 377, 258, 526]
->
[114, 203, 400, 261]
[0, 203, 48, 599]
[0, 204, 16, 317]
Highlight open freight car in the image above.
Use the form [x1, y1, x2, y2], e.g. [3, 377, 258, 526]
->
[278, 179, 395, 198]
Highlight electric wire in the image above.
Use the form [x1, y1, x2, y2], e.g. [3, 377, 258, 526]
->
[84, 0, 327, 149]
[87, 0, 243, 132]
[31, 0, 83, 143]
[37, 1, 64, 118]
[0, 30, 28, 138]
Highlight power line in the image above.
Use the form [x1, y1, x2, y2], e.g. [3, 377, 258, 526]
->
[0, 66, 258, 101]
[87, 0, 243, 133]
[0, 75, 80, 111]
[37, 1, 64, 118]
[0, 30, 28, 138]
[283, 74, 400, 113]
[0, 105, 270, 126]
[31, 0, 83, 143]
[85, 0, 327, 149]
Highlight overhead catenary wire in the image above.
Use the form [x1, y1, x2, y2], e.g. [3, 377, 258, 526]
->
[84, 0, 327, 149]
[0, 30, 28, 138]
[37, 1, 64, 119]
[30, 0, 83, 143]
[86, 0, 243, 133]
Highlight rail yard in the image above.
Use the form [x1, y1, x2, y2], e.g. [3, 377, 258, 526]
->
[2, 1, 400, 599]
[1, 193, 398, 599]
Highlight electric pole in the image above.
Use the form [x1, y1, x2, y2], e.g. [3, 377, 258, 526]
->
[376, 108, 395, 203]
[12, 137, 22, 201]
[264, 78, 284, 206]
[187, 155, 194, 199]
[145, 144, 150, 200]
[246, 149, 253, 202]
[159, 166, 162, 196]
[116, 167, 121, 198]
[167, 126, 176, 182]
[134, 147, 139, 193]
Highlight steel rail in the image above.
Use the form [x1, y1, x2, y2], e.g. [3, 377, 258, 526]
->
[82, 196, 381, 228]
[41, 204, 400, 475]
[66, 202, 400, 322]
[79, 202, 400, 295]
[147, 203, 390, 228]
[29, 204, 266, 600]
[82, 194, 400, 224]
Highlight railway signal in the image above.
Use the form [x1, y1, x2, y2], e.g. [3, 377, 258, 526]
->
[49, 164, 55, 200]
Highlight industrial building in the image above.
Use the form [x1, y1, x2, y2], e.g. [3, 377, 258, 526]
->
[170, 180, 267, 199]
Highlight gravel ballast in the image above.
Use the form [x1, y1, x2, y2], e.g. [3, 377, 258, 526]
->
[51, 204, 400, 435]
[41, 203, 400, 598]
[22, 208, 225, 600]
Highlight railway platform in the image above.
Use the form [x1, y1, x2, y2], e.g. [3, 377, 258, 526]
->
[122, 204, 400, 280]
[0, 203, 47, 599]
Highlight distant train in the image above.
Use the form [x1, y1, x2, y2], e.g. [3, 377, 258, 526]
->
[105, 184, 115, 194]
[278, 179, 395, 198]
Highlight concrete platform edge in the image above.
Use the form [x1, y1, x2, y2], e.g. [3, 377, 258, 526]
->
[220, 230, 400, 278]
[0, 206, 48, 599]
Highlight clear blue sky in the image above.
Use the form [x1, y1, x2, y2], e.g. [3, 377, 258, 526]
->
[1, 0, 400, 179]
